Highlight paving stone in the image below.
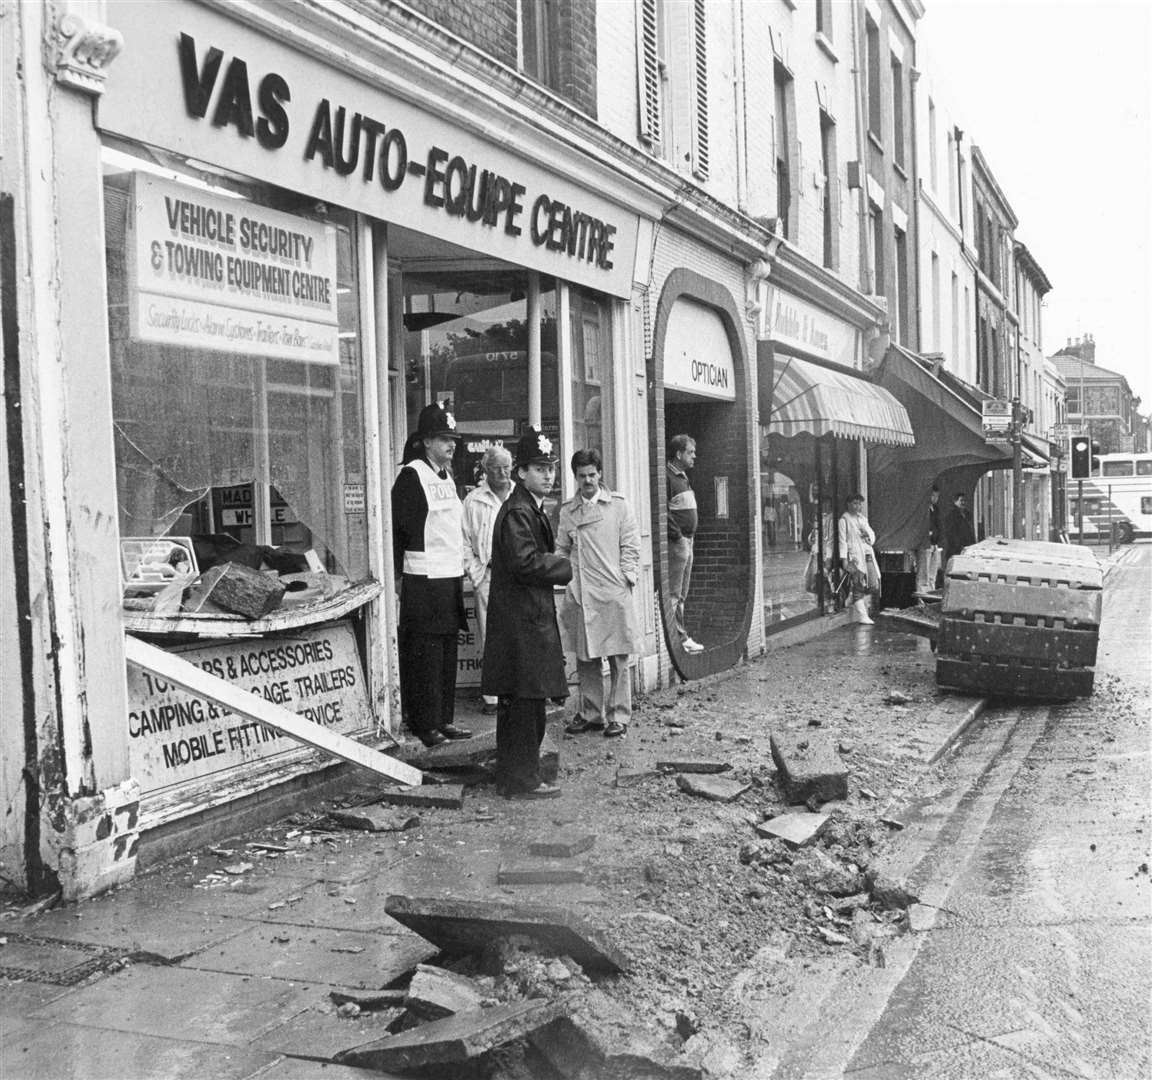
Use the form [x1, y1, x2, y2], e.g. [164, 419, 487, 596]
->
[4, 1020, 281, 1080]
[497, 862, 587, 885]
[377, 784, 464, 810]
[336, 998, 566, 1072]
[405, 963, 488, 1021]
[250, 993, 405, 1059]
[29, 965, 314, 1044]
[528, 830, 596, 858]
[674, 774, 751, 802]
[180, 924, 438, 989]
[907, 903, 936, 932]
[0, 935, 107, 976]
[328, 806, 422, 833]
[384, 895, 628, 973]
[656, 759, 732, 774]
[402, 730, 497, 770]
[754, 812, 830, 849]
[769, 734, 849, 805]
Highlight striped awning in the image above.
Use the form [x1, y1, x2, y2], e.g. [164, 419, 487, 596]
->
[764, 355, 915, 446]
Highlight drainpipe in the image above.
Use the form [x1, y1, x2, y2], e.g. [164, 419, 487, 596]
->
[909, 62, 923, 353]
[850, 0, 874, 295]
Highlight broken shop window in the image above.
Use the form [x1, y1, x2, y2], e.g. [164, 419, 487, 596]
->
[103, 146, 371, 621]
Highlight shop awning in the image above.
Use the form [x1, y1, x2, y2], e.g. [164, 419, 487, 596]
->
[764, 355, 915, 446]
[1021, 432, 1052, 467]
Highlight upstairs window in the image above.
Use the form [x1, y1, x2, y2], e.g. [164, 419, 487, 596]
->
[636, 0, 667, 149]
[820, 109, 838, 269]
[774, 61, 797, 239]
[866, 16, 882, 140]
[891, 53, 906, 169]
[521, 0, 559, 92]
[690, 0, 709, 180]
[816, 0, 833, 42]
[928, 97, 938, 190]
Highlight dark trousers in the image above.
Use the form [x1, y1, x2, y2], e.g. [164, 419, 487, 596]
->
[495, 697, 547, 793]
[401, 630, 458, 735]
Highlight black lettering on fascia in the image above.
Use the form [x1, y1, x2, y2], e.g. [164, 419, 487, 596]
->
[178, 33, 223, 119]
[256, 73, 291, 151]
[212, 57, 256, 137]
[304, 99, 335, 168]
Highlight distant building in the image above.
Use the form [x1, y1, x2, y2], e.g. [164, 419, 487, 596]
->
[1051, 335, 1141, 454]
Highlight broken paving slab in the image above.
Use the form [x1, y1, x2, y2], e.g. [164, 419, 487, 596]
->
[328, 806, 421, 833]
[675, 774, 750, 803]
[377, 784, 464, 810]
[497, 862, 587, 886]
[335, 997, 567, 1073]
[656, 759, 732, 774]
[383, 895, 628, 974]
[615, 766, 660, 788]
[402, 730, 497, 769]
[405, 963, 489, 1021]
[769, 734, 849, 805]
[754, 812, 829, 849]
[528, 830, 596, 858]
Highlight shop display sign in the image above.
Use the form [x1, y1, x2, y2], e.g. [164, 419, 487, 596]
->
[768, 290, 860, 370]
[128, 174, 340, 364]
[126, 622, 372, 796]
[663, 298, 736, 401]
[98, 1, 640, 299]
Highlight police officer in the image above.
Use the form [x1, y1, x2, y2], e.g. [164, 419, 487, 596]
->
[391, 403, 472, 748]
[481, 428, 572, 798]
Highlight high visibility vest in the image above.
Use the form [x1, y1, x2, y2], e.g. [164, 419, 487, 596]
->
[402, 459, 464, 578]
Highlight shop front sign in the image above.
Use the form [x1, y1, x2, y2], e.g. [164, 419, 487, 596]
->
[128, 174, 340, 364]
[767, 289, 860, 370]
[663, 298, 736, 401]
[99, 1, 639, 298]
[982, 399, 1013, 443]
[125, 622, 372, 797]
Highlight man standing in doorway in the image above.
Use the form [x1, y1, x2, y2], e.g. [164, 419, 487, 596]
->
[558, 449, 642, 739]
[942, 491, 977, 570]
[666, 434, 703, 654]
[462, 445, 514, 716]
[391, 403, 472, 748]
[481, 429, 572, 799]
[917, 485, 943, 594]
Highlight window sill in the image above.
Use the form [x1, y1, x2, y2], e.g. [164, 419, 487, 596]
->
[867, 131, 885, 154]
[814, 32, 839, 63]
[123, 579, 383, 638]
[893, 160, 908, 181]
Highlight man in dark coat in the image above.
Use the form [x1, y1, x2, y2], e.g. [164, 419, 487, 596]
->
[392, 402, 471, 748]
[481, 428, 572, 799]
[941, 491, 977, 570]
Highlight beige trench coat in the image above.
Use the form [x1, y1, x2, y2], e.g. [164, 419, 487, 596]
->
[555, 487, 642, 660]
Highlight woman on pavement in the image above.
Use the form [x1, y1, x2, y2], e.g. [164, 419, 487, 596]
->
[838, 493, 880, 625]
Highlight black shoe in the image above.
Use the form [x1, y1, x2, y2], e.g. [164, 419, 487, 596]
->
[603, 721, 627, 738]
[417, 730, 447, 748]
[440, 724, 472, 740]
[502, 783, 562, 800]
[565, 715, 605, 735]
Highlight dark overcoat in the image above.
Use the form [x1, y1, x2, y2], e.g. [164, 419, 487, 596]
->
[480, 483, 572, 700]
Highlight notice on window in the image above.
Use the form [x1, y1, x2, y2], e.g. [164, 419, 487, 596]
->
[126, 622, 373, 796]
[127, 174, 340, 364]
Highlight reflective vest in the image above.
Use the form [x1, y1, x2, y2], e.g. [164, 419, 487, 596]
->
[402, 459, 464, 578]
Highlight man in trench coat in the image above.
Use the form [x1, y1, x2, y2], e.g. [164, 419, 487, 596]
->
[557, 449, 641, 738]
[480, 428, 572, 799]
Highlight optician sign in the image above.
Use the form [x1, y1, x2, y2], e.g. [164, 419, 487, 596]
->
[128, 174, 340, 363]
[98, 0, 639, 298]
[663, 298, 736, 401]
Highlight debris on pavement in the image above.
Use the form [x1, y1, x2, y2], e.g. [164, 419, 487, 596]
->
[377, 784, 464, 810]
[769, 734, 849, 805]
[328, 806, 422, 833]
[330, 989, 407, 1011]
[528, 830, 596, 858]
[656, 758, 732, 774]
[674, 773, 750, 802]
[755, 812, 830, 849]
[405, 963, 492, 1021]
[866, 870, 920, 910]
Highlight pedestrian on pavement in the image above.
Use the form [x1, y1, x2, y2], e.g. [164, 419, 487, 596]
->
[558, 449, 642, 739]
[481, 428, 572, 799]
[391, 403, 473, 748]
[941, 491, 976, 570]
[462, 445, 514, 716]
[917, 485, 943, 594]
[666, 434, 703, 654]
[838, 493, 880, 624]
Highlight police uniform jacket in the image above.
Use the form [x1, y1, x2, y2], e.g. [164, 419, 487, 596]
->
[480, 483, 572, 699]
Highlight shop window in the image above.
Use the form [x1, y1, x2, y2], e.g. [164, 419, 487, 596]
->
[400, 269, 561, 512]
[102, 147, 370, 618]
[569, 287, 616, 479]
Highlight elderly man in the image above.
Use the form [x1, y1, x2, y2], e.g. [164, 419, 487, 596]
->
[391, 402, 472, 748]
[558, 449, 641, 738]
[462, 445, 514, 715]
[481, 428, 572, 799]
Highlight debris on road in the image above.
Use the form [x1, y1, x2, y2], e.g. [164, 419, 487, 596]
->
[769, 734, 849, 805]
[754, 812, 829, 849]
[674, 774, 750, 802]
[328, 806, 422, 833]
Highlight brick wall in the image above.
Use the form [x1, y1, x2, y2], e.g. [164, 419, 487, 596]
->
[400, 0, 519, 66]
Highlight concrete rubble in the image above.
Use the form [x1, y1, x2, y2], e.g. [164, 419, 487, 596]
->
[769, 734, 850, 805]
[675, 774, 751, 802]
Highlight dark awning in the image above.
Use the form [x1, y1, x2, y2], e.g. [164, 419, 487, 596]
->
[764, 355, 914, 446]
[869, 346, 1012, 551]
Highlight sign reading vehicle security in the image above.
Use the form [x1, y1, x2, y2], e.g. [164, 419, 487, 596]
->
[98, 1, 639, 298]
[129, 174, 340, 364]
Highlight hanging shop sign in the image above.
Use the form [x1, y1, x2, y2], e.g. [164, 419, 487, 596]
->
[982, 399, 1013, 443]
[767, 289, 860, 370]
[125, 621, 373, 797]
[663, 298, 736, 401]
[128, 174, 340, 364]
[98, 1, 639, 298]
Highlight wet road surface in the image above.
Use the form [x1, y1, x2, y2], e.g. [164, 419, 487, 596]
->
[780, 544, 1152, 1079]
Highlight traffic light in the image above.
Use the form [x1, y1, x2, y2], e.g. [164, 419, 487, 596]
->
[1070, 437, 1091, 478]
